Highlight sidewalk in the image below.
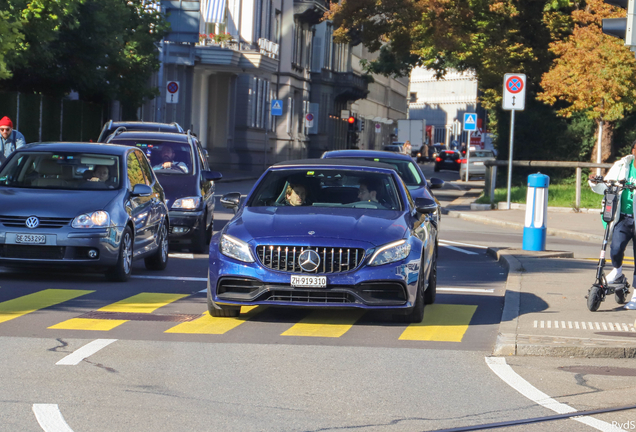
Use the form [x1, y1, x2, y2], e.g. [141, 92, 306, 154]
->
[443, 186, 636, 358]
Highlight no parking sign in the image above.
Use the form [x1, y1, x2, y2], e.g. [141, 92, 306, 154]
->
[166, 81, 179, 104]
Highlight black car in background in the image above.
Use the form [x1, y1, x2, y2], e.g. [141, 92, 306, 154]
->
[98, 120, 185, 143]
[108, 131, 222, 253]
[0, 143, 170, 281]
[434, 150, 462, 172]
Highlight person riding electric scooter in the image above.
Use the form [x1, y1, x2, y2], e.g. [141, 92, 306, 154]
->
[589, 141, 636, 310]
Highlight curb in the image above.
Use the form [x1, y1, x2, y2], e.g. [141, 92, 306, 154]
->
[488, 248, 636, 358]
[444, 209, 603, 242]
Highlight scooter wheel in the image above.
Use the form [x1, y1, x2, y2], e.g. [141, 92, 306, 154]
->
[588, 286, 603, 311]
[615, 289, 628, 304]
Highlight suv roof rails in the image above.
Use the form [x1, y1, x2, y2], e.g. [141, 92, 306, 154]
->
[106, 126, 127, 143]
[171, 122, 184, 133]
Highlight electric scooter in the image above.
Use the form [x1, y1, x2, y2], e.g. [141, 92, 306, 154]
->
[587, 177, 634, 311]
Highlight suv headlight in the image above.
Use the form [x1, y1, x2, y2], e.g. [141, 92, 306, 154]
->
[368, 240, 411, 266]
[72, 211, 110, 228]
[220, 234, 255, 263]
[172, 197, 201, 210]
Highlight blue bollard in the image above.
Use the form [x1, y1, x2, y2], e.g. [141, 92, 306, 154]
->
[522, 173, 550, 251]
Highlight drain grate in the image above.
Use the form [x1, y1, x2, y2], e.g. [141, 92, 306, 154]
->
[559, 366, 636, 377]
[78, 311, 201, 322]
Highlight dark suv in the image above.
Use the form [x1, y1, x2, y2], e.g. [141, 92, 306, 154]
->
[434, 150, 462, 172]
[108, 130, 222, 253]
[98, 121, 185, 143]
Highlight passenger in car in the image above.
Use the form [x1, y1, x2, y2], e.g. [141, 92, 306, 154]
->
[285, 183, 307, 206]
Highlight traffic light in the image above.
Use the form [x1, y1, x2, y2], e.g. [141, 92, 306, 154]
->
[347, 116, 356, 132]
[602, 0, 636, 48]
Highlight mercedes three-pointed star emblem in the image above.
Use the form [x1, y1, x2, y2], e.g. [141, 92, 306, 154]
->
[298, 249, 321, 272]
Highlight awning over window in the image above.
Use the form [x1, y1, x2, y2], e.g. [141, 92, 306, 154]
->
[203, 0, 226, 24]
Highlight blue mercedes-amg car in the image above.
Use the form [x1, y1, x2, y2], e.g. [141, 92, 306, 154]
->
[208, 159, 439, 323]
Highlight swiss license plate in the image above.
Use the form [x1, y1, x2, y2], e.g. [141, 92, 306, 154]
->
[291, 275, 327, 288]
[15, 234, 46, 244]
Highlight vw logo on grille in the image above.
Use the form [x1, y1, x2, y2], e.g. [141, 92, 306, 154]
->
[25, 216, 40, 229]
[298, 249, 321, 272]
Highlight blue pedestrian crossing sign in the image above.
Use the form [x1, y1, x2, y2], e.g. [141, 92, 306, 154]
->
[463, 113, 477, 131]
[271, 100, 283, 116]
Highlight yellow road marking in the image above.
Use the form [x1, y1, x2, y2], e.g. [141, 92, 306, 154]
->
[0, 289, 93, 324]
[49, 292, 187, 331]
[165, 306, 261, 334]
[281, 310, 365, 338]
[49, 318, 128, 331]
[399, 304, 478, 342]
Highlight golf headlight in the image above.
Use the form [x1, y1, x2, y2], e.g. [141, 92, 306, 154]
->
[220, 234, 255, 263]
[368, 240, 411, 266]
[172, 197, 201, 210]
[72, 211, 110, 228]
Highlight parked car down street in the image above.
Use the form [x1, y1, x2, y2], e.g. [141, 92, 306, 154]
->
[460, 149, 497, 181]
[0, 142, 170, 280]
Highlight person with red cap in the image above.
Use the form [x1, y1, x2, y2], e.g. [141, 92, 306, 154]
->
[0, 116, 25, 162]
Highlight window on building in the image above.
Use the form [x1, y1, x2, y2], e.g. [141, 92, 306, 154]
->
[250, 77, 270, 129]
[293, 20, 303, 67]
[275, 10, 281, 45]
[409, 92, 417, 103]
[325, 24, 333, 70]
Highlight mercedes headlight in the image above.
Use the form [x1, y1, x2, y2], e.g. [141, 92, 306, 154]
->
[172, 197, 201, 210]
[220, 234, 255, 263]
[368, 240, 411, 266]
[72, 211, 110, 228]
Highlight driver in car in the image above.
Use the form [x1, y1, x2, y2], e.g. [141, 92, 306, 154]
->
[358, 179, 380, 203]
[153, 146, 188, 173]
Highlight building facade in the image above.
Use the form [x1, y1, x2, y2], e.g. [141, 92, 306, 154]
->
[137, 0, 408, 172]
[407, 67, 481, 146]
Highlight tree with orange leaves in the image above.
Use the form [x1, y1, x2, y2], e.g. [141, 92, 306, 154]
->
[538, 0, 636, 163]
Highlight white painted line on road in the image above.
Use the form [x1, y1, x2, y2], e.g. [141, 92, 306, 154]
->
[438, 287, 495, 293]
[33, 404, 74, 432]
[56, 339, 117, 366]
[169, 253, 194, 259]
[486, 357, 619, 432]
[439, 244, 478, 255]
[439, 239, 488, 249]
[131, 275, 207, 282]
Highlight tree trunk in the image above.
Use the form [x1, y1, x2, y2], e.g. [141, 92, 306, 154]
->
[590, 119, 614, 163]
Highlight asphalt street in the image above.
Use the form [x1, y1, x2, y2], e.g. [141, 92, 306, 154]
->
[0, 167, 634, 431]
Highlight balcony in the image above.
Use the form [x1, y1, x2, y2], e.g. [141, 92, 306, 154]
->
[194, 38, 279, 74]
[335, 71, 370, 101]
[294, 0, 328, 24]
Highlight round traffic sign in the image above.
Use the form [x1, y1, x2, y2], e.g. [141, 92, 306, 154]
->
[305, 113, 314, 121]
[375, 123, 381, 130]
[167, 81, 179, 94]
[505, 76, 524, 94]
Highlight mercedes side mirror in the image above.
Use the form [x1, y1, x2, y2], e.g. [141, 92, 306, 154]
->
[131, 184, 153, 197]
[415, 197, 437, 214]
[202, 170, 223, 181]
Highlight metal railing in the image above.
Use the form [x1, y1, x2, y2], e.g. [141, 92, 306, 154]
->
[483, 160, 613, 210]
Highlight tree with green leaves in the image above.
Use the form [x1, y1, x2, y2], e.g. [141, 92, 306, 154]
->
[538, 0, 636, 163]
[1, 0, 167, 109]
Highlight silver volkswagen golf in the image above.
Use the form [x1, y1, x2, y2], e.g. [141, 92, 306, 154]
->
[0, 142, 170, 281]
